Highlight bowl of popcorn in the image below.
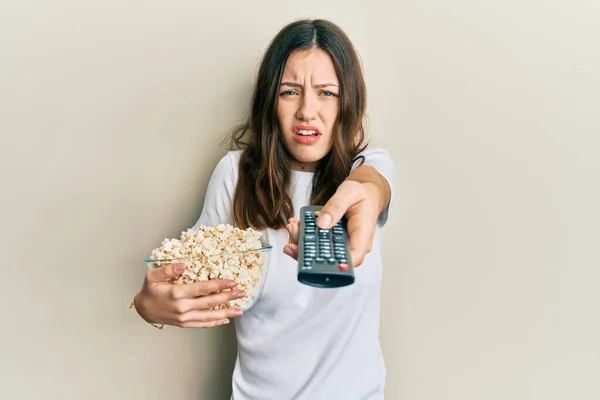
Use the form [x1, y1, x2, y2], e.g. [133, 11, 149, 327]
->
[144, 224, 272, 311]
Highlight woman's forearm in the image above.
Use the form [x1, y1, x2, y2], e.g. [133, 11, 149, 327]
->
[345, 165, 391, 215]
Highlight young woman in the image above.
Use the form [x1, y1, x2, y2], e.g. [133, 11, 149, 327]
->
[133, 19, 395, 400]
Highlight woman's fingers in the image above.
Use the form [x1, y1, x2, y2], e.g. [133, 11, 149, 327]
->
[172, 278, 238, 299]
[345, 209, 373, 267]
[319, 181, 377, 268]
[145, 262, 185, 285]
[179, 318, 231, 329]
[178, 290, 246, 313]
[286, 217, 299, 244]
[317, 181, 365, 229]
[168, 289, 246, 327]
[284, 218, 300, 260]
[283, 243, 298, 260]
[176, 307, 243, 328]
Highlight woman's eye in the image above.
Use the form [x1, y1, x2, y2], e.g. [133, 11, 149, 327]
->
[320, 91, 338, 97]
[280, 90, 298, 96]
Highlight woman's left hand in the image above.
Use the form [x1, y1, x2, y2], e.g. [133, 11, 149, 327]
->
[283, 180, 380, 267]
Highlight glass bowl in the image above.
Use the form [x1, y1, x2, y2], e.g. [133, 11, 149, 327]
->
[144, 241, 272, 311]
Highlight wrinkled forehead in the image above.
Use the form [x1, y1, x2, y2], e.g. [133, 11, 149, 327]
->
[281, 48, 339, 84]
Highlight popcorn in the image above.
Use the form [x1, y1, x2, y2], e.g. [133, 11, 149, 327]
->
[148, 224, 267, 310]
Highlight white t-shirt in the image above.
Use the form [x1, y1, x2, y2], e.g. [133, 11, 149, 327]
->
[192, 147, 395, 400]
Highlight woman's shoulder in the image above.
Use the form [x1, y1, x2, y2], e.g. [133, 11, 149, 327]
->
[222, 149, 243, 163]
[216, 149, 243, 168]
[353, 145, 395, 169]
[207, 149, 243, 181]
[355, 145, 392, 160]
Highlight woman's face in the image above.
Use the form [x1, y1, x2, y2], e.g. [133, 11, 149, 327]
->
[277, 48, 340, 172]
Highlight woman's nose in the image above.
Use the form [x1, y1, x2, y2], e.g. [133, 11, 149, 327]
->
[296, 94, 317, 122]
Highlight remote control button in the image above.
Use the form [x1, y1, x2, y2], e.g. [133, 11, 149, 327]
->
[304, 234, 316, 242]
[333, 235, 345, 243]
[339, 258, 347, 263]
[316, 257, 325, 263]
[328, 258, 336, 264]
[304, 260, 312, 267]
[338, 263, 349, 271]
[314, 211, 321, 216]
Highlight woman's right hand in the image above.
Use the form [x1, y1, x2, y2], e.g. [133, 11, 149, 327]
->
[133, 263, 245, 328]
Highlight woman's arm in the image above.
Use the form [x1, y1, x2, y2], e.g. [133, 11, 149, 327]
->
[284, 157, 395, 267]
[345, 164, 392, 218]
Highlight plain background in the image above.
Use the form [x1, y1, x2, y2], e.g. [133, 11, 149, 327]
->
[1, 1, 599, 399]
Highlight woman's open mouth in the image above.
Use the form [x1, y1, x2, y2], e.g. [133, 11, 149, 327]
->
[293, 126, 321, 144]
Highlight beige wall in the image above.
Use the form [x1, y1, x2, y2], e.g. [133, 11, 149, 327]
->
[1, 1, 598, 399]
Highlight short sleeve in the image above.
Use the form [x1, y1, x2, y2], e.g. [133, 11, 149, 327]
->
[351, 147, 396, 227]
[191, 151, 239, 229]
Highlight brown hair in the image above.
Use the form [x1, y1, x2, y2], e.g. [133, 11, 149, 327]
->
[229, 19, 368, 230]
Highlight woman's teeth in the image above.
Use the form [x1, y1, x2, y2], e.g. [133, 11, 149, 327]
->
[296, 130, 318, 136]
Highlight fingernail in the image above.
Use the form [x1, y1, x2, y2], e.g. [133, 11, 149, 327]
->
[233, 308, 243, 316]
[221, 319, 230, 325]
[283, 247, 293, 257]
[235, 291, 246, 298]
[227, 281, 237, 288]
[317, 213, 332, 228]
[173, 264, 184, 274]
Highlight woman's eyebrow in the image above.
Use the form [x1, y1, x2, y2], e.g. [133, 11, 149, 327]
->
[280, 82, 339, 88]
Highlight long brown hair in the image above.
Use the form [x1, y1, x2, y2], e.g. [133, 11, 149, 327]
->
[229, 19, 368, 230]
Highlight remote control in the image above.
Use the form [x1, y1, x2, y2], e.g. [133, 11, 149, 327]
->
[297, 205, 354, 288]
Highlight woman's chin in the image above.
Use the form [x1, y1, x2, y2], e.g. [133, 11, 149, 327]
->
[290, 147, 328, 162]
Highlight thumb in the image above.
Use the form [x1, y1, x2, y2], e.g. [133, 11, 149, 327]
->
[146, 262, 185, 284]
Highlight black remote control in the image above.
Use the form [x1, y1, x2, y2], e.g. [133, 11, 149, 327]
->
[297, 205, 354, 288]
